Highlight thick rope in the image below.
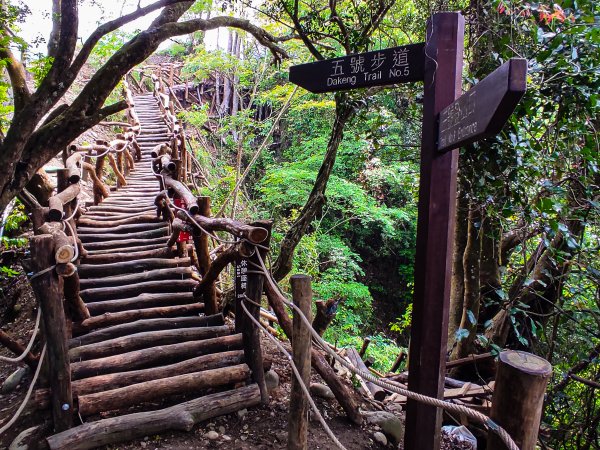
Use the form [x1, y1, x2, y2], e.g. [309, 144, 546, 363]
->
[0, 308, 41, 364]
[0, 345, 46, 435]
[240, 299, 347, 450]
[253, 251, 519, 450]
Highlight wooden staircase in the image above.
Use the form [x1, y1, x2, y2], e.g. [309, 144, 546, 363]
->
[46, 94, 263, 449]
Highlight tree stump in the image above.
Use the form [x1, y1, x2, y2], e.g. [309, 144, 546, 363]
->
[488, 350, 552, 450]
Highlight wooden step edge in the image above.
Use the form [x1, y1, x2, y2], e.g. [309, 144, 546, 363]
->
[69, 314, 224, 347]
[85, 292, 198, 316]
[46, 384, 261, 450]
[69, 325, 234, 361]
[72, 303, 205, 335]
[70, 333, 243, 379]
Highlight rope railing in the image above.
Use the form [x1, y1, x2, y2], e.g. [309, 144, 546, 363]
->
[248, 249, 521, 450]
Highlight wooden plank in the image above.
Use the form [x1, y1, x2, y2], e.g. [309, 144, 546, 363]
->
[405, 13, 464, 450]
[437, 58, 527, 152]
[289, 43, 425, 93]
[69, 325, 232, 361]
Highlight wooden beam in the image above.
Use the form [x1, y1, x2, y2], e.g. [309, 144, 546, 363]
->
[405, 13, 464, 450]
[46, 384, 262, 450]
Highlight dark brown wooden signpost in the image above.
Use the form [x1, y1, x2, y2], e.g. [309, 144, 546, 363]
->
[290, 12, 526, 450]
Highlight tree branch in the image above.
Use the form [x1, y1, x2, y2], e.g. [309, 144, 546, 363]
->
[69, 0, 195, 83]
[0, 46, 30, 113]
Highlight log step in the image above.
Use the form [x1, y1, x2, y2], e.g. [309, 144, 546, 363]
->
[81, 236, 168, 251]
[77, 257, 190, 277]
[46, 384, 262, 450]
[86, 292, 197, 315]
[81, 279, 197, 302]
[78, 363, 252, 416]
[71, 333, 243, 379]
[79, 267, 194, 289]
[69, 325, 233, 361]
[69, 314, 224, 347]
[73, 303, 205, 334]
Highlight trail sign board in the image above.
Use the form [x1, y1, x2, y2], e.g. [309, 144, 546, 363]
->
[289, 43, 425, 93]
[437, 58, 527, 152]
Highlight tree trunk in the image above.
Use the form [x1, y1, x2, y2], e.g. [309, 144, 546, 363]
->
[451, 202, 482, 360]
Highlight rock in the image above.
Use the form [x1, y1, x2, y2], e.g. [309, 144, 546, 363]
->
[373, 431, 388, 446]
[275, 430, 287, 443]
[218, 426, 225, 434]
[265, 370, 280, 392]
[2, 367, 29, 394]
[222, 435, 232, 442]
[140, 442, 147, 448]
[309, 383, 335, 399]
[237, 408, 248, 419]
[8, 426, 39, 450]
[364, 411, 404, 443]
[205, 431, 219, 440]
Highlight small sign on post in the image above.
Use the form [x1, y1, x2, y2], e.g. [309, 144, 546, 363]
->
[289, 43, 426, 93]
[437, 58, 527, 152]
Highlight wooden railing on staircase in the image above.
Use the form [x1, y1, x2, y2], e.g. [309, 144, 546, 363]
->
[20, 65, 275, 442]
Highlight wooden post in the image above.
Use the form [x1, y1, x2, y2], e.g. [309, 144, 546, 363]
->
[359, 337, 371, 357]
[195, 196, 218, 315]
[241, 220, 272, 404]
[287, 274, 312, 450]
[30, 234, 73, 432]
[488, 351, 552, 450]
[405, 13, 464, 450]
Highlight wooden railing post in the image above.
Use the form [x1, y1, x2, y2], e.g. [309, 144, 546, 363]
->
[241, 220, 272, 404]
[488, 351, 552, 450]
[30, 234, 73, 432]
[195, 196, 218, 315]
[287, 274, 312, 450]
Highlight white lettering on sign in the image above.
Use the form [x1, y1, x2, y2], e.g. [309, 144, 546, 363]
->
[327, 75, 357, 86]
[331, 60, 344, 76]
[439, 90, 478, 148]
[371, 52, 386, 70]
[350, 55, 365, 74]
[393, 48, 409, 68]
[236, 258, 249, 300]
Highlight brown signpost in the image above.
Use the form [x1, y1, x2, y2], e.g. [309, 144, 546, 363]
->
[289, 11, 526, 450]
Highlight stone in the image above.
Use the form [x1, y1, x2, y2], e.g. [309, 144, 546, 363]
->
[218, 426, 225, 434]
[275, 430, 287, 442]
[2, 367, 29, 394]
[364, 411, 404, 443]
[8, 425, 39, 450]
[265, 370, 280, 392]
[373, 431, 388, 446]
[237, 408, 248, 418]
[205, 431, 219, 440]
[140, 442, 147, 448]
[309, 382, 335, 399]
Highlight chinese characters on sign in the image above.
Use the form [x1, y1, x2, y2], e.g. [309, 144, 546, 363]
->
[289, 43, 426, 93]
[437, 58, 527, 152]
[235, 258, 248, 304]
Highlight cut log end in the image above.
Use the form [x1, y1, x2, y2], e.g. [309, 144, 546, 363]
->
[247, 227, 268, 244]
[55, 245, 75, 264]
[500, 350, 552, 377]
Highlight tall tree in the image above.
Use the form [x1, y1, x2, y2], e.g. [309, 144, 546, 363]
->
[0, 0, 287, 212]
